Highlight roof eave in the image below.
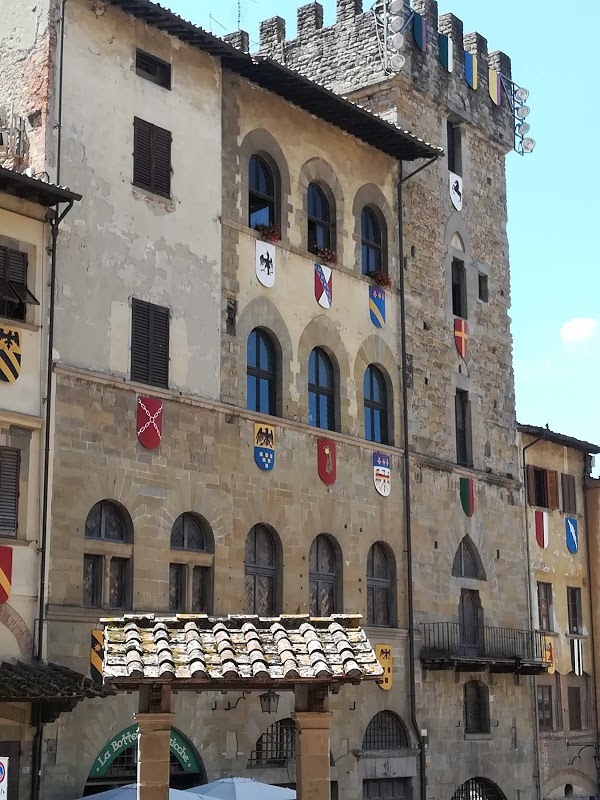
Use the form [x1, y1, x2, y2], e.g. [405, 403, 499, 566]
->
[518, 424, 600, 455]
[0, 167, 82, 206]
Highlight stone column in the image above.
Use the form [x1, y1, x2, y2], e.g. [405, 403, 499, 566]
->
[293, 711, 333, 800]
[134, 711, 175, 800]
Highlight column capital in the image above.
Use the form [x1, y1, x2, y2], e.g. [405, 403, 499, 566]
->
[134, 711, 175, 731]
[292, 710, 333, 730]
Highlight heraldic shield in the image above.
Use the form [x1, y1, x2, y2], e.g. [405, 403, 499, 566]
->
[255, 240, 276, 288]
[0, 546, 12, 604]
[369, 286, 386, 328]
[314, 263, 333, 309]
[254, 422, 275, 471]
[0, 326, 21, 383]
[317, 438, 336, 485]
[137, 396, 163, 449]
[373, 452, 391, 497]
[566, 517, 578, 554]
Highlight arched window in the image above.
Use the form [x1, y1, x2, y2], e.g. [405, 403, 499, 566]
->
[452, 536, 486, 580]
[85, 500, 128, 542]
[169, 513, 212, 614]
[367, 542, 394, 626]
[363, 711, 408, 750]
[247, 328, 277, 415]
[308, 347, 335, 431]
[309, 534, 339, 616]
[451, 779, 507, 800]
[245, 524, 278, 615]
[364, 365, 389, 444]
[361, 206, 385, 275]
[249, 154, 277, 228]
[248, 718, 296, 767]
[307, 182, 333, 254]
[83, 501, 132, 610]
[464, 680, 490, 734]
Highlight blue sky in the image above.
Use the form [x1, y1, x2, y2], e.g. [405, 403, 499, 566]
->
[165, 0, 600, 454]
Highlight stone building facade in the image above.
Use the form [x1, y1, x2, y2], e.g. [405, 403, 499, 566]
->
[518, 425, 600, 800]
[0, 0, 552, 799]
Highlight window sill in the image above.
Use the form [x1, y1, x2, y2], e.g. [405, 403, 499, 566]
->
[131, 182, 174, 207]
[464, 733, 493, 741]
[0, 316, 39, 332]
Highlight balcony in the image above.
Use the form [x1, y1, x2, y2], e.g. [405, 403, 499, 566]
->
[420, 622, 550, 674]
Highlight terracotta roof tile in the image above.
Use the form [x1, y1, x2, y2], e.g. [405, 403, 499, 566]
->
[101, 614, 383, 688]
[0, 660, 110, 702]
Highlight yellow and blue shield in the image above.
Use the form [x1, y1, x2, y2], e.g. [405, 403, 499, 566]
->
[375, 643, 393, 690]
[0, 327, 21, 383]
[369, 286, 386, 328]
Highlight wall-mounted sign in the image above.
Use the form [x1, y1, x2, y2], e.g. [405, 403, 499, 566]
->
[314, 263, 333, 309]
[254, 423, 275, 472]
[449, 172, 463, 211]
[460, 477, 475, 517]
[535, 509, 548, 549]
[373, 453, 391, 497]
[0, 756, 8, 800]
[137, 396, 163, 449]
[90, 726, 200, 777]
[90, 629, 103, 683]
[566, 518, 578, 554]
[0, 547, 12, 605]
[256, 240, 276, 288]
[0, 327, 21, 383]
[369, 286, 386, 328]
[317, 438, 336, 485]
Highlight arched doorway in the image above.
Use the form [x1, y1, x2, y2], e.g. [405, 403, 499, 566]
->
[83, 725, 206, 795]
[451, 778, 507, 800]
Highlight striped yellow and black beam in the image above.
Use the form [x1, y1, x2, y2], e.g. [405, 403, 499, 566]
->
[90, 628, 104, 683]
[0, 327, 21, 383]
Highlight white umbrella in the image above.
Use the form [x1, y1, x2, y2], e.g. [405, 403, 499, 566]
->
[189, 778, 296, 800]
[79, 785, 200, 800]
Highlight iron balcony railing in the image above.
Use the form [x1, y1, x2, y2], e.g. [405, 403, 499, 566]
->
[420, 622, 547, 662]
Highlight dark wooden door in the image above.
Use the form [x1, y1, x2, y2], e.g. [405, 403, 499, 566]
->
[459, 589, 483, 656]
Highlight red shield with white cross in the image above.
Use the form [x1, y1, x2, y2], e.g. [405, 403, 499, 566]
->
[137, 396, 163, 449]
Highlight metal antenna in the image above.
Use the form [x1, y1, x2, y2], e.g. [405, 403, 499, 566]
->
[237, 0, 241, 29]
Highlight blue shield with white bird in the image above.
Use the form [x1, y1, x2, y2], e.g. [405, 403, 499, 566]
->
[566, 517, 578, 554]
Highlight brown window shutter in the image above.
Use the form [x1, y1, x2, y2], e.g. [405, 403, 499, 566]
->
[152, 125, 172, 198]
[526, 465, 536, 505]
[0, 447, 20, 536]
[547, 470, 559, 510]
[148, 303, 169, 388]
[133, 117, 152, 191]
[131, 298, 151, 383]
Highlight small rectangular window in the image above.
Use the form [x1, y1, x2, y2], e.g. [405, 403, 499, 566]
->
[130, 298, 170, 388]
[452, 259, 467, 319]
[537, 582, 553, 632]
[537, 684, 553, 732]
[135, 49, 171, 90]
[0, 246, 39, 322]
[109, 557, 129, 609]
[567, 587, 583, 634]
[83, 554, 102, 608]
[455, 389, 472, 467]
[527, 466, 559, 509]
[133, 117, 172, 198]
[478, 273, 488, 302]
[562, 473, 577, 514]
[568, 686, 582, 731]
[0, 447, 20, 537]
[169, 563, 185, 612]
[447, 120, 462, 176]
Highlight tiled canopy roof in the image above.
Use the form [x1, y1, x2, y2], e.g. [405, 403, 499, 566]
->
[101, 614, 383, 689]
[0, 660, 108, 702]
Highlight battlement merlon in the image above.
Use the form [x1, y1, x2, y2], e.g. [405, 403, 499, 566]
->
[248, 0, 515, 152]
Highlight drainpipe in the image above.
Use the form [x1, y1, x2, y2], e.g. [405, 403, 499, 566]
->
[397, 161, 423, 800]
[521, 435, 544, 800]
[32, 5, 71, 797]
[582, 470, 599, 793]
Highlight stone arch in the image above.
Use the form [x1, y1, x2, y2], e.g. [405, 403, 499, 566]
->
[352, 183, 396, 277]
[236, 295, 294, 418]
[308, 532, 344, 614]
[362, 710, 410, 750]
[451, 778, 507, 800]
[542, 770, 597, 800]
[239, 128, 292, 238]
[297, 315, 352, 434]
[0, 603, 33, 658]
[355, 334, 401, 446]
[296, 156, 346, 261]
[452, 534, 486, 580]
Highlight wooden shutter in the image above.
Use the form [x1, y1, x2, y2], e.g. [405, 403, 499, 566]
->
[455, 392, 464, 464]
[152, 125, 172, 197]
[6, 250, 26, 284]
[464, 397, 473, 467]
[148, 303, 169, 387]
[526, 465, 536, 505]
[562, 473, 576, 514]
[133, 118, 152, 191]
[0, 447, 20, 536]
[547, 470, 559, 510]
[131, 298, 150, 383]
[131, 299, 169, 388]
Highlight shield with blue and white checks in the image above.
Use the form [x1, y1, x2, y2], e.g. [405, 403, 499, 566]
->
[254, 422, 275, 472]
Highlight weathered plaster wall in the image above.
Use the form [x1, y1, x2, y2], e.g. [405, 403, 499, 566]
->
[54, 0, 222, 398]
